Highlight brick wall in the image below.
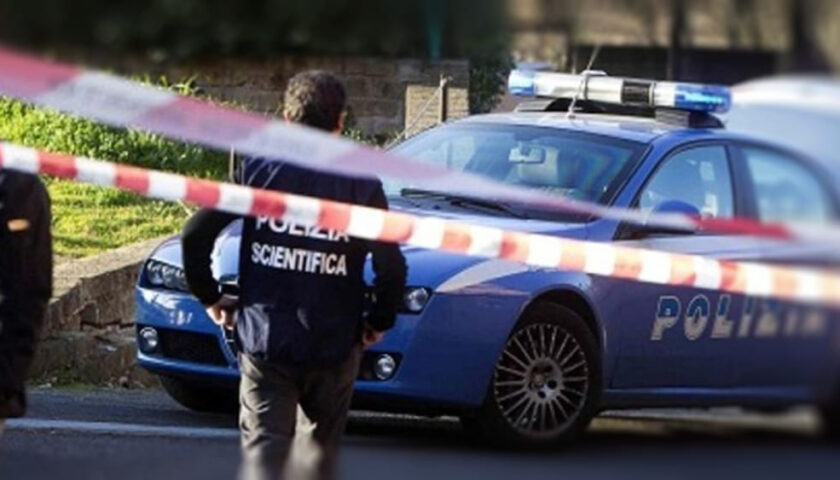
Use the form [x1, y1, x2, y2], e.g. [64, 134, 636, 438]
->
[404, 84, 470, 138]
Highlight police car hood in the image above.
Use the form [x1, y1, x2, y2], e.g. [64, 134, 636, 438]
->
[379, 205, 588, 289]
[147, 207, 588, 290]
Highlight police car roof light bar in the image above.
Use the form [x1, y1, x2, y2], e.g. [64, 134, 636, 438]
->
[508, 69, 732, 114]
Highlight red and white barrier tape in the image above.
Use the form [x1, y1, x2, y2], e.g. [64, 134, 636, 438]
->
[1, 141, 838, 306]
[0, 46, 838, 244]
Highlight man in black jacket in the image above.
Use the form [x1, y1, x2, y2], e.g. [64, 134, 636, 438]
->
[182, 71, 407, 480]
[0, 169, 52, 438]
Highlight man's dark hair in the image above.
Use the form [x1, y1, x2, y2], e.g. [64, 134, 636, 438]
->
[282, 71, 347, 132]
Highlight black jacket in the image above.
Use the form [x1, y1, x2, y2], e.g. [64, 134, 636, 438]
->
[0, 169, 52, 418]
[182, 159, 407, 367]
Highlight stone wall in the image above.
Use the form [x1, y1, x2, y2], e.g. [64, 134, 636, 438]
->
[30, 238, 167, 387]
[95, 55, 470, 136]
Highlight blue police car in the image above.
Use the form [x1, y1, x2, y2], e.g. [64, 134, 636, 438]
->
[135, 70, 840, 446]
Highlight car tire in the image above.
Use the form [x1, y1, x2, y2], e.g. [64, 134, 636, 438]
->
[462, 301, 601, 448]
[159, 376, 238, 414]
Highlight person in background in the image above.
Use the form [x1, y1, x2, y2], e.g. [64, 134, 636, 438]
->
[181, 71, 407, 480]
[0, 169, 52, 438]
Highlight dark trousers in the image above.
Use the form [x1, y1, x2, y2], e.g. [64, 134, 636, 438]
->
[238, 347, 361, 480]
[1, 308, 45, 420]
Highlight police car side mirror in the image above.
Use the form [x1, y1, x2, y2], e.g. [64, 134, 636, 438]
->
[620, 200, 700, 239]
[626, 223, 697, 239]
[653, 199, 702, 218]
[644, 200, 700, 236]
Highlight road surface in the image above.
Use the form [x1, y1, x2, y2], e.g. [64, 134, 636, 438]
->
[1, 388, 838, 480]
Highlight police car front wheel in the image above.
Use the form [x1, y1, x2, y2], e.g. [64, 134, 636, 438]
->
[464, 301, 601, 447]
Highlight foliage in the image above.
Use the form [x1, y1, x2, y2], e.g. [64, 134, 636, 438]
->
[1, 1, 514, 117]
[470, 55, 515, 114]
[342, 126, 398, 148]
[45, 180, 190, 258]
[0, 99, 228, 178]
[0, 0, 509, 59]
[0, 85, 229, 257]
[0, 90, 391, 258]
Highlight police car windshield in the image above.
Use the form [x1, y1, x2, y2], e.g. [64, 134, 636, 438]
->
[387, 123, 645, 219]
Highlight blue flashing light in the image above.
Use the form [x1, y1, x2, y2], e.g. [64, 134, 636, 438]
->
[508, 70, 536, 96]
[508, 68, 732, 115]
[673, 84, 731, 113]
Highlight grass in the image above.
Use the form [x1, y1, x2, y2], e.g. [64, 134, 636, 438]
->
[47, 179, 194, 258]
[0, 93, 228, 259]
[1, 93, 383, 259]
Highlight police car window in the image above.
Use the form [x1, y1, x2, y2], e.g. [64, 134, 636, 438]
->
[387, 123, 644, 207]
[408, 134, 477, 170]
[742, 147, 833, 224]
[639, 146, 734, 219]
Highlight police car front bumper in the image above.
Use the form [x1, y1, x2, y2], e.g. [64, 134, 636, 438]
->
[135, 282, 529, 412]
[135, 286, 240, 386]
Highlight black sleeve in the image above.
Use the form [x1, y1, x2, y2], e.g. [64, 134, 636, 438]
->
[181, 208, 238, 306]
[365, 185, 407, 332]
[20, 174, 52, 305]
[31, 177, 53, 304]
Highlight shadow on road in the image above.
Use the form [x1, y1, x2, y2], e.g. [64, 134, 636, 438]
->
[341, 412, 838, 480]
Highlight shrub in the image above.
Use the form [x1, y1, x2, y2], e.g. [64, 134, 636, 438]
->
[470, 55, 515, 114]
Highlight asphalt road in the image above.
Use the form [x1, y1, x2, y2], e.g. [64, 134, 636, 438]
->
[1, 388, 838, 480]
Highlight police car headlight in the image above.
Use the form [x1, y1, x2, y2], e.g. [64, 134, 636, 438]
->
[402, 287, 431, 313]
[144, 260, 189, 292]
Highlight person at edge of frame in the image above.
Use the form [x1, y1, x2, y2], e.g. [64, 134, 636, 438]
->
[181, 70, 407, 480]
[0, 168, 53, 439]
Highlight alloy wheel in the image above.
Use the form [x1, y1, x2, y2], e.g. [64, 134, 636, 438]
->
[492, 322, 590, 439]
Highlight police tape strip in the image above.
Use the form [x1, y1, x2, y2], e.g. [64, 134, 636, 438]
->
[0, 45, 839, 244]
[1, 141, 839, 307]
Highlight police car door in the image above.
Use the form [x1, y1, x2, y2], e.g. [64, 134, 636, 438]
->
[610, 143, 764, 389]
[724, 143, 840, 391]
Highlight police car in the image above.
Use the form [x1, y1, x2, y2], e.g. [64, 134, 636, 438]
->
[135, 70, 840, 446]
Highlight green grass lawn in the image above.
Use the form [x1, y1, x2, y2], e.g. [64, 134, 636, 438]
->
[0, 95, 227, 258]
[47, 179, 194, 258]
[2, 94, 378, 258]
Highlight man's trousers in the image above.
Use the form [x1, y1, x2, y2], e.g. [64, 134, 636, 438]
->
[238, 347, 361, 480]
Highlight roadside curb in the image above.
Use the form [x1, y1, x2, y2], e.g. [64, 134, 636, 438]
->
[5, 418, 238, 439]
[597, 408, 821, 436]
